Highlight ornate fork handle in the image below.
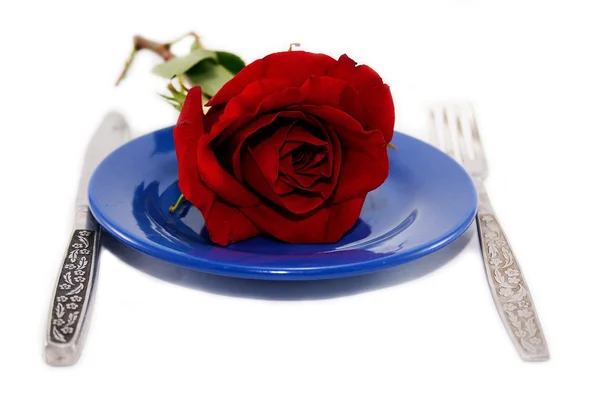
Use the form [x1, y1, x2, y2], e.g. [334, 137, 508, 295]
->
[474, 179, 549, 361]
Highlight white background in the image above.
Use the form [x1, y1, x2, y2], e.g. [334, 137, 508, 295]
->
[1, 1, 599, 399]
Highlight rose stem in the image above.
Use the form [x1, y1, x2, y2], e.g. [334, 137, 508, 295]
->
[169, 194, 187, 213]
[115, 33, 202, 86]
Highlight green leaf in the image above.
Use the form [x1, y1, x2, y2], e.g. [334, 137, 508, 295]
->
[186, 59, 234, 96]
[152, 49, 217, 79]
[216, 51, 246, 75]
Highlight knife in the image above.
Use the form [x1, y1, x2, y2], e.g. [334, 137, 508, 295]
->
[45, 112, 131, 366]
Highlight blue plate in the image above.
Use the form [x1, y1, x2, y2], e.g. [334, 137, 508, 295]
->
[89, 126, 477, 280]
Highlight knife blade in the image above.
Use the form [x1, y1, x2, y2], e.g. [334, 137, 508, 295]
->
[45, 112, 131, 366]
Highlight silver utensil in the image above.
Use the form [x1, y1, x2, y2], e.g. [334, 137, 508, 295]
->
[45, 112, 131, 366]
[429, 104, 549, 361]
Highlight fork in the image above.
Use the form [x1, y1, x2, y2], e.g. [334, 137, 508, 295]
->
[429, 104, 549, 361]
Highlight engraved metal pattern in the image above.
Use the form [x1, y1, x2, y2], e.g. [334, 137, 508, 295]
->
[430, 104, 549, 361]
[49, 230, 96, 344]
[477, 213, 548, 359]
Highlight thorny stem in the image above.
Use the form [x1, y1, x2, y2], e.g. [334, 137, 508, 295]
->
[168, 31, 202, 48]
[115, 47, 138, 86]
[116, 33, 203, 86]
[169, 194, 187, 213]
[115, 35, 175, 86]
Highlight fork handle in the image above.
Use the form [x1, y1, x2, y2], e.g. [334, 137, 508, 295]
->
[474, 179, 549, 361]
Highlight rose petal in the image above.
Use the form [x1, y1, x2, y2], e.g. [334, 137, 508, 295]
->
[240, 197, 365, 243]
[324, 197, 365, 241]
[204, 199, 262, 246]
[245, 147, 326, 214]
[279, 123, 339, 191]
[280, 139, 303, 157]
[209, 79, 295, 141]
[289, 104, 364, 133]
[175, 88, 261, 245]
[332, 54, 383, 91]
[210, 80, 358, 143]
[173, 87, 215, 211]
[297, 151, 328, 176]
[282, 168, 322, 188]
[292, 151, 312, 170]
[216, 112, 281, 181]
[330, 127, 388, 203]
[207, 51, 337, 107]
[208, 75, 367, 141]
[318, 124, 341, 179]
[204, 103, 224, 132]
[279, 152, 295, 178]
[217, 111, 331, 184]
[280, 119, 336, 179]
[359, 83, 395, 143]
[274, 177, 295, 195]
[196, 132, 260, 208]
[282, 104, 387, 202]
[299, 76, 364, 124]
[278, 191, 326, 215]
[286, 123, 328, 146]
[331, 54, 395, 143]
[278, 125, 340, 200]
[247, 122, 290, 184]
[240, 145, 286, 208]
[218, 112, 312, 182]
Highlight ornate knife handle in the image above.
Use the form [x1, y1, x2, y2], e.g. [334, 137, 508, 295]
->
[475, 180, 549, 361]
[45, 208, 100, 366]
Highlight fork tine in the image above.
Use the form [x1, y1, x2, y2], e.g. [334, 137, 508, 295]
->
[428, 108, 440, 148]
[442, 107, 461, 163]
[466, 104, 487, 161]
[455, 106, 471, 161]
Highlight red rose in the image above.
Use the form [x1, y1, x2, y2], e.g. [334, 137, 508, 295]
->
[174, 51, 395, 245]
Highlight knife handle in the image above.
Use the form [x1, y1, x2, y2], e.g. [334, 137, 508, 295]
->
[474, 180, 549, 361]
[45, 210, 101, 366]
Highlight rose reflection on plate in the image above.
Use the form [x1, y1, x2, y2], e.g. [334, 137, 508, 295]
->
[89, 126, 477, 280]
